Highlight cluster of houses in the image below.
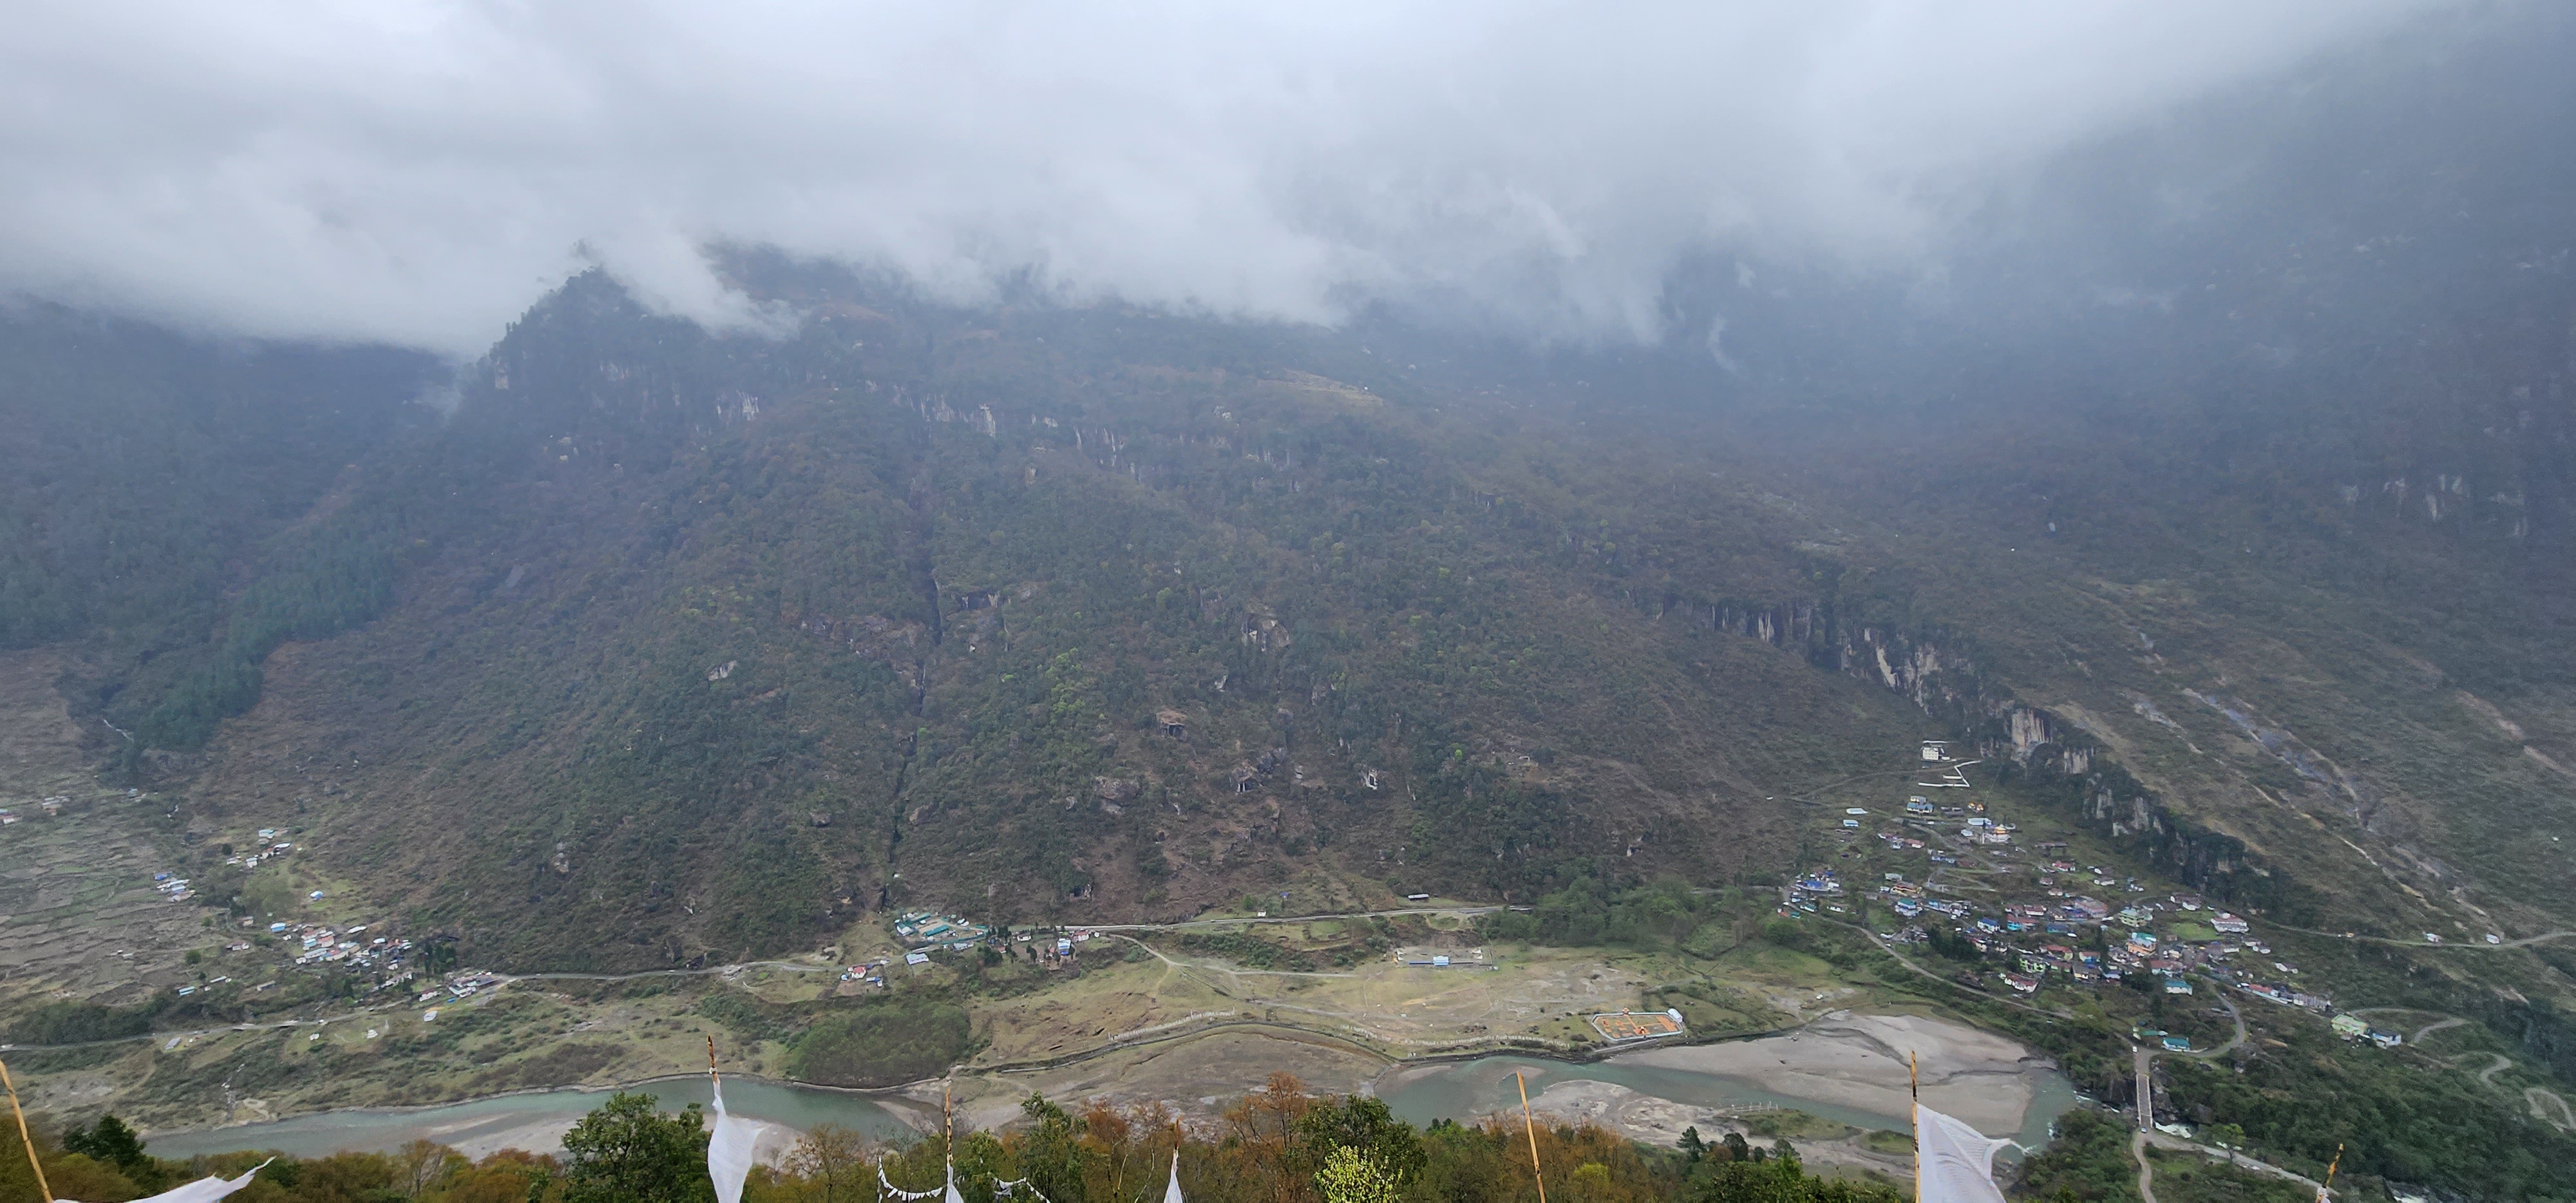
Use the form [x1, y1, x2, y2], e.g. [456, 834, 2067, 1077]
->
[894, 911, 988, 951]
[271, 919, 409, 970]
[156, 827, 303, 905]
[2136, 1028, 2196, 1054]
[417, 971, 499, 1004]
[1833, 746, 2341, 1025]
[1783, 869, 1850, 917]
[884, 911, 1092, 974]
[839, 958, 890, 987]
[1873, 864, 2311, 1005]
[223, 828, 298, 872]
[893, 910, 992, 958]
[0, 797, 68, 825]
[2331, 1013, 2407, 1048]
[169, 915, 444, 1003]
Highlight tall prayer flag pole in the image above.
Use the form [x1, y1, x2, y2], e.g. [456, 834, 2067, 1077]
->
[0, 1057, 52, 1203]
[1515, 1071, 1546, 1203]
[1909, 1052, 1921, 1203]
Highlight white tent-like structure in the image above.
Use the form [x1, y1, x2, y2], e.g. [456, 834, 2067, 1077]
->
[1906, 1050, 2012, 1203]
[1913, 1103, 2012, 1203]
[706, 1076, 759, 1203]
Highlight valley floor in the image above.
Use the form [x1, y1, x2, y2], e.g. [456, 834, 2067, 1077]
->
[5, 913, 2045, 1175]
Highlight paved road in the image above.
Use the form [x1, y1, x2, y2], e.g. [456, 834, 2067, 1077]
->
[1849, 924, 2074, 1020]
[2274, 925, 2575, 951]
[2204, 990, 2247, 1059]
[506, 958, 833, 983]
[2345, 1009, 2576, 1137]
[2142, 1130, 2331, 1196]
[1075, 905, 1513, 933]
[2133, 1045, 2154, 1130]
[2129, 983, 2259, 1201]
[2131, 1044, 2159, 1203]
[2412, 1016, 2470, 1046]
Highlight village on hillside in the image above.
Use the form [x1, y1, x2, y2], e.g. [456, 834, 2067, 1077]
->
[1785, 740, 2415, 1052]
[90, 739, 2441, 1068]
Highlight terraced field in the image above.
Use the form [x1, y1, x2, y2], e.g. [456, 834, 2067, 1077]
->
[0, 650, 206, 1006]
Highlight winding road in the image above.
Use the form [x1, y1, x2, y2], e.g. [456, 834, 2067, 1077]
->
[1843, 920, 2076, 1020]
[2345, 1008, 2576, 1135]
[2131, 985, 2282, 1202]
[2273, 925, 2576, 951]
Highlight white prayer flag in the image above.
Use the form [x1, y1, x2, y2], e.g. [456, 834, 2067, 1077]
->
[707, 1079, 759, 1203]
[1163, 1149, 1185, 1203]
[1915, 1103, 2012, 1203]
[66, 1158, 272, 1203]
[878, 1163, 945, 1201]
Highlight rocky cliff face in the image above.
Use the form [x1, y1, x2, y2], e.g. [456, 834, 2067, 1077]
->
[1662, 583, 2313, 916]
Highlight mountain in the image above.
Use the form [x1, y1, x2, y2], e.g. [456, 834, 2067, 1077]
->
[8, 207, 2573, 980]
[3, 8, 2570, 987]
[30, 268, 1960, 971]
[12, 17, 2576, 1198]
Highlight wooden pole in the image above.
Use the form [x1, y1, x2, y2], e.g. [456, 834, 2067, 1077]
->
[0, 1058, 53, 1203]
[2317, 1142, 2343, 1201]
[1515, 1071, 1546, 1203]
[1909, 1052, 1920, 1203]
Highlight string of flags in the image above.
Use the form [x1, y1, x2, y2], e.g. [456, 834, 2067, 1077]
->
[61, 1159, 273, 1203]
[993, 1176, 1052, 1201]
[875, 1162, 953, 1202]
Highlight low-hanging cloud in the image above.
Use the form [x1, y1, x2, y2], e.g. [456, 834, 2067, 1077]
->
[0, 1, 2457, 356]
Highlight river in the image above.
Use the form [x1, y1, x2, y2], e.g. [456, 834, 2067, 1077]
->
[149, 1052, 2076, 1163]
[147, 1077, 914, 1161]
[1371, 1052, 2081, 1162]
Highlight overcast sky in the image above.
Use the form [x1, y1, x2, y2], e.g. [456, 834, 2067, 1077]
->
[0, 1, 2467, 356]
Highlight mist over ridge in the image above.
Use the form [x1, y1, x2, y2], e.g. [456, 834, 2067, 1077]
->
[0, 0, 2522, 355]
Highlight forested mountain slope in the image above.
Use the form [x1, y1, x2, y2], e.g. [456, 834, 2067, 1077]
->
[84, 270, 1946, 970]
[0, 304, 439, 740]
[5, 11, 2574, 980]
[8, 230, 2576, 984]
[0, 231, 2565, 1008]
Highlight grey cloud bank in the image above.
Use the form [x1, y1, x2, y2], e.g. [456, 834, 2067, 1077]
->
[0, 1, 2459, 355]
